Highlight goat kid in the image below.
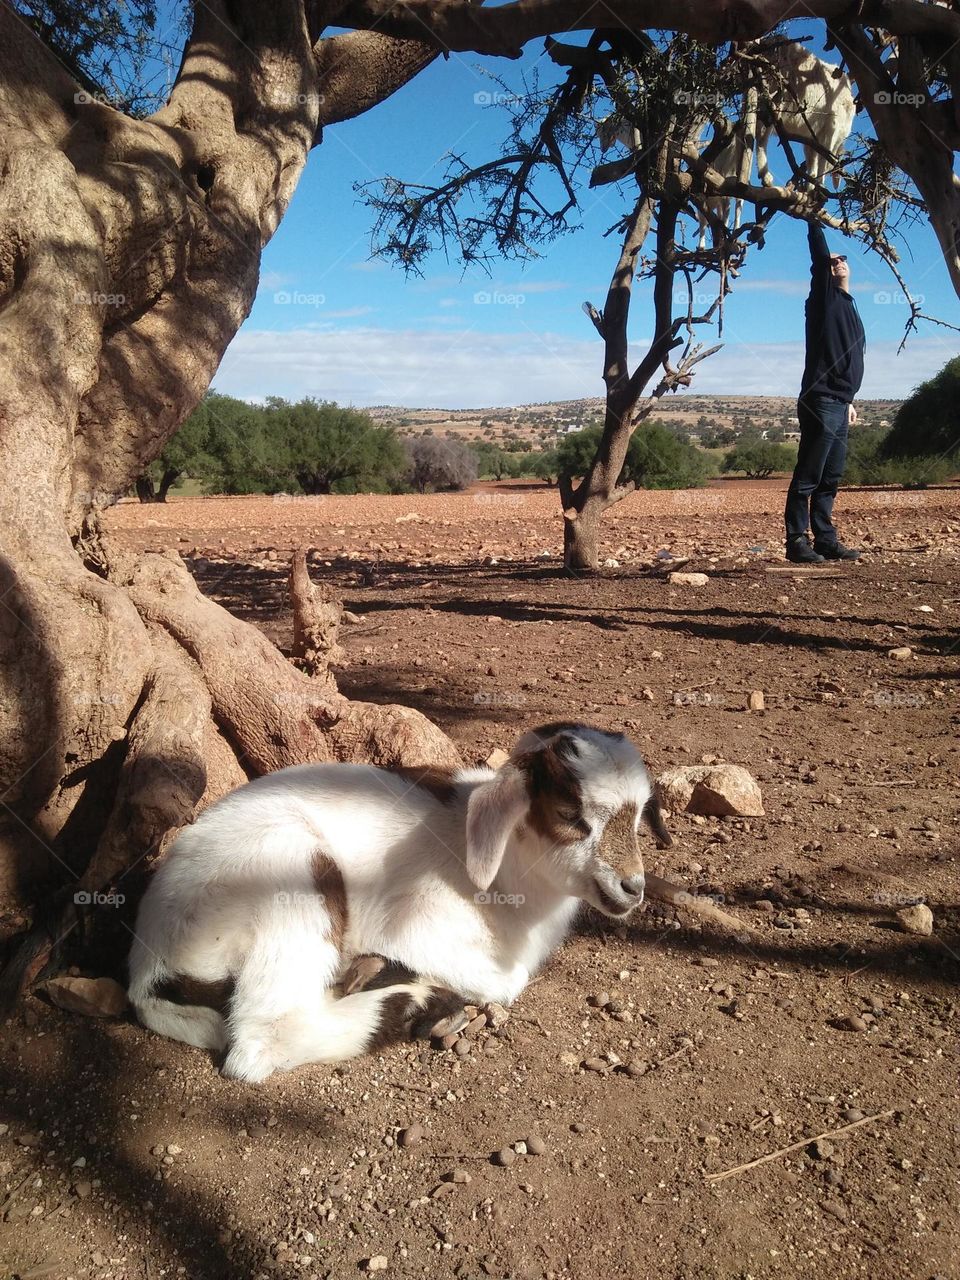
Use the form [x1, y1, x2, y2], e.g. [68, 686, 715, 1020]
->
[128, 722, 671, 1082]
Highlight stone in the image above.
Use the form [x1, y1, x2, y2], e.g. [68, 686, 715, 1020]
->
[484, 1002, 509, 1029]
[485, 748, 510, 770]
[655, 764, 764, 817]
[399, 1124, 424, 1148]
[42, 976, 128, 1019]
[894, 903, 933, 936]
[493, 1146, 516, 1167]
[365, 1256, 389, 1272]
[748, 690, 765, 712]
[887, 646, 913, 661]
[526, 1135, 546, 1156]
[668, 572, 709, 587]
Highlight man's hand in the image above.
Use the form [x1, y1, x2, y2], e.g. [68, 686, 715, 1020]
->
[848, 404, 858, 426]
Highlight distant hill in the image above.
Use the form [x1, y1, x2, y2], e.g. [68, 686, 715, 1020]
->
[365, 394, 902, 449]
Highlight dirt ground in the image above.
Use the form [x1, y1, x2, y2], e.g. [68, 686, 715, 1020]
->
[2, 480, 959, 1280]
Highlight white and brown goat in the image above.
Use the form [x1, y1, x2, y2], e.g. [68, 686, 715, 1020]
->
[128, 723, 672, 1082]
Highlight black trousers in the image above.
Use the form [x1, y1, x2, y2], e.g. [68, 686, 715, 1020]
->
[784, 393, 849, 545]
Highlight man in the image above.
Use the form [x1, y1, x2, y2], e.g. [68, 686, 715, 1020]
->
[784, 221, 866, 563]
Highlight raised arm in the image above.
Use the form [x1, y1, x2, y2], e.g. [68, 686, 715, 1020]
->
[808, 222, 832, 298]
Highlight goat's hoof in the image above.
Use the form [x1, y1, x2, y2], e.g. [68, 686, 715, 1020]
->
[428, 1008, 471, 1039]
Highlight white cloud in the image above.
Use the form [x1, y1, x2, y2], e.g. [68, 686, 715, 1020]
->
[211, 326, 951, 408]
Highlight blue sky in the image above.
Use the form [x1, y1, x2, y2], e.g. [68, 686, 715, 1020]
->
[207, 24, 958, 409]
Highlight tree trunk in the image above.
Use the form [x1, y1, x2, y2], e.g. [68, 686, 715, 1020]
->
[156, 469, 181, 503]
[0, 2, 458, 1001]
[136, 477, 158, 503]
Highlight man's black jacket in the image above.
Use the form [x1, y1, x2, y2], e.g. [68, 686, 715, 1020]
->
[799, 223, 865, 404]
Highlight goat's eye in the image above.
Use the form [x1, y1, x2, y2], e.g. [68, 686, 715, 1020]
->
[557, 808, 580, 824]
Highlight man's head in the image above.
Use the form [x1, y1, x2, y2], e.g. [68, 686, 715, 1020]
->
[830, 252, 850, 290]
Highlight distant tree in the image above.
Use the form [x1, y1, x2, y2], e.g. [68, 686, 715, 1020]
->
[262, 399, 408, 495]
[702, 426, 737, 449]
[844, 425, 952, 487]
[881, 355, 960, 462]
[722, 440, 795, 479]
[532, 449, 560, 486]
[136, 394, 215, 501]
[407, 436, 478, 492]
[558, 424, 712, 490]
[471, 442, 509, 480]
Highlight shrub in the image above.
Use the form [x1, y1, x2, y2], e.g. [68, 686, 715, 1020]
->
[556, 422, 713, 489]
[722, 440, 796, 479]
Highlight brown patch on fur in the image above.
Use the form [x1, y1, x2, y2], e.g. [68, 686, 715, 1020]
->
[154, 974, 234, 1015]
[598, 802, 642, 878]
[312, 849, 348, 949]
[390, 765, 459, 805]
[513, 735, 586, 845]
[368, 988, 425, 1050]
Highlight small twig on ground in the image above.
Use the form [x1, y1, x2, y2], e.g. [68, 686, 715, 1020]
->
[705, 1110, 896, 1183]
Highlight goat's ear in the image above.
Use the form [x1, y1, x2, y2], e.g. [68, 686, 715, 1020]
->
[465, 767, 529, 892]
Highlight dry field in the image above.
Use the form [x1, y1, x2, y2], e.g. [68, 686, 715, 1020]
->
[2, 480, 959, 1280]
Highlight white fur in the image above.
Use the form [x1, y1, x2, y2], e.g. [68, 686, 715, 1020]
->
[128, 726, 658, 1082]
[755, 41, 856, 188]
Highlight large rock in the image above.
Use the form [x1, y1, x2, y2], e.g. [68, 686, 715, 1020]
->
[656, 764, 764, 817]
[895, 903, 933, 936]
[43, 975, 128, 1018]
[668, 571, 709, 587]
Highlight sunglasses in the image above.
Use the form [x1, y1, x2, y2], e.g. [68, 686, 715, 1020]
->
[830, 255, 848, 265]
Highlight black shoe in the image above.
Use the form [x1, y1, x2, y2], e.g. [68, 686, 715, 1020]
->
[786, 538, 825, 564]
[814, 541, 861, 561]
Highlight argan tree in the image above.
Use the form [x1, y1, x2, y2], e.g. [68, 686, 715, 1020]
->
[3, 0, 960, 992]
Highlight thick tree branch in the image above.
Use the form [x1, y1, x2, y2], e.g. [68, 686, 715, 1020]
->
[315, 30, 438, 129]
[336, 0, 960, 56]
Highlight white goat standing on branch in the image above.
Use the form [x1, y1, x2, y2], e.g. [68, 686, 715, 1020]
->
[752, 39, 857, 188]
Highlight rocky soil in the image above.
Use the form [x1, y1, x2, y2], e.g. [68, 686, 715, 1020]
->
[1, 481, 958, 1280]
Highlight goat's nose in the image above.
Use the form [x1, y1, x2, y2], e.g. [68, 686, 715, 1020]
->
[620, 875, 645, 903]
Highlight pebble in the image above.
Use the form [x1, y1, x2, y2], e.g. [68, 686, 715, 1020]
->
[887, 646, 913, 660]
[583, 1057, 609, 1073]
[839, 1014, 869, 1033]
[810, 1138, 835, 1160]
[625, 1060, 650, 1079]
[365, 1256, 389, 1272]
[464, 1013, 488, 1037]
[484, 1002, 509, 1029]
[513, 1141, 528, 1155]
[895, 903, 934, 936]
[748, 690, 765, 712]
[588, 992, 611, 1008]
[453, 1039, 471, 1058]
[527, 1135, 546, 1156]
[450, 1168, 472, 1184]
[841, 1108, 865, 1123]
[692, 957, 719, 969]
[493, 1146, 516, 1167]
[399, 1124, 424, 1149]
[440, 1032, 460, 1050]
